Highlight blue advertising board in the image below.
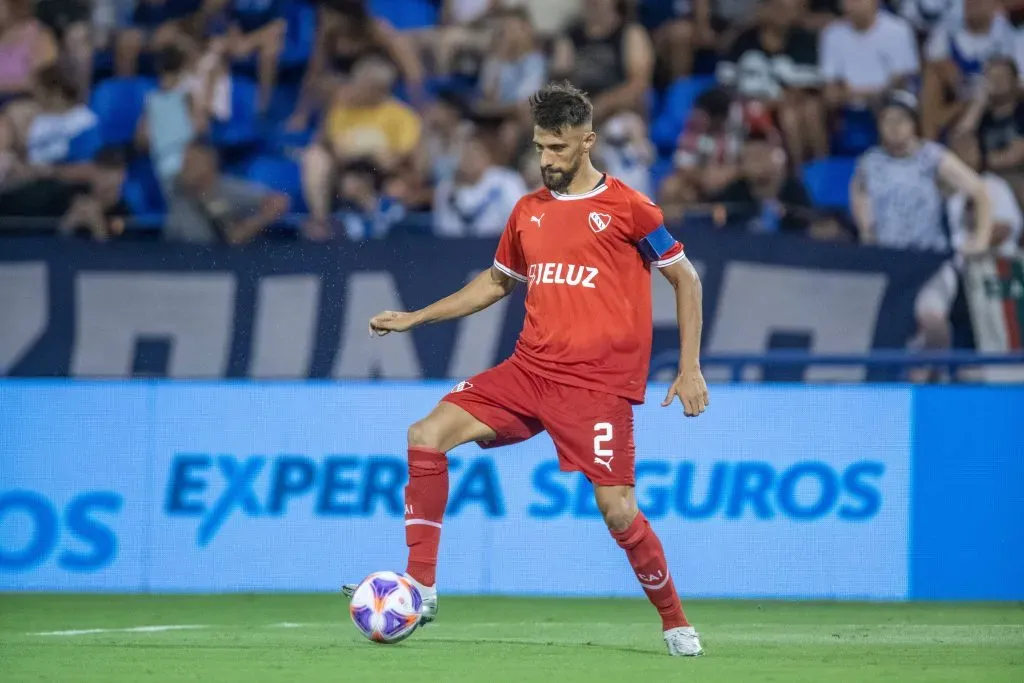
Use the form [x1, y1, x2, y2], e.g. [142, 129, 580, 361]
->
[0, 232, 945, 381]
[3, 381, 1020, 599]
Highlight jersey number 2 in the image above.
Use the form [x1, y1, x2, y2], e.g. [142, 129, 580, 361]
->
[593, 423, 613, 456]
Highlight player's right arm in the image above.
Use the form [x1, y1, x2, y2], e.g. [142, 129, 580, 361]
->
[370, 206, 527, 336]
[369, 267, 517, 336]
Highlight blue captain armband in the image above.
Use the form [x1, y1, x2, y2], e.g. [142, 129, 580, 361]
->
[638, 225, 683, 264]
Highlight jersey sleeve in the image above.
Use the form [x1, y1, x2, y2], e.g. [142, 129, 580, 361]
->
[628, 191, 686, 268]
[493, 206, 528, 282]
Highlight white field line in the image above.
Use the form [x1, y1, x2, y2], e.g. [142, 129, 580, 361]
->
[29, 625, 209, 637]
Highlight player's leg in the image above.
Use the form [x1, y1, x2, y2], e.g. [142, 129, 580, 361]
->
[345, 362, 542, 624]
[543, 385, 703, 656]
[593, 485, 702, 655]
[402, 401, 496, 591]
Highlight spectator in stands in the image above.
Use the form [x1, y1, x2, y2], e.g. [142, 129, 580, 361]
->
[288, 0, 425, 131]
[137, 45, 214, 196]
[899, 0, 962, 36]
[956, 57, 1024, 209]
[432, 134, 527, 237]
[116, 1, 203, 77]
[711, 130, 817, 234]
[921, 0, 1014, 140]
[503, 0, 581, 38]
[474, 8, 546, 117]
[23, 65, 102, 174]
[913, 134, 1021, 378]
[799, 0, 842, 33]
[301, 55, 422, 233]
[165, 141, 288, 245]
[0, 0, 58, 106]
[852, 92, 993, 368]
[428, 0, 498, 77]
[34, 0, 93, 98]
[672, 86, 747, 201]
[334, 157, 408, 240]
[203, 0, 288, 114]
[717, 0, 827, 164]
[0, 141, 126, 241]
[593, 110, 654, 196]
[552, 0, 654, 123]
[421, 91, 472, 185]
[852, 91, 991, 253]
[820, 0, 919, 153]
[57, 146, 131, 241]
[946, 134, 1023, 259]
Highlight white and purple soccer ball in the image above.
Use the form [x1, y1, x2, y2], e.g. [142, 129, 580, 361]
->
[349, 571, 423, 644]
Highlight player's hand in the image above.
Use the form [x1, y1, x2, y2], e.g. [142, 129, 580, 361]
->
[369, 310, 418, 337]
[662, 368, 709, 417]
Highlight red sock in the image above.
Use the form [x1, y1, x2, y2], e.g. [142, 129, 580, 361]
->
[612, 511, 690, 630]
[404, 446, 448, 587]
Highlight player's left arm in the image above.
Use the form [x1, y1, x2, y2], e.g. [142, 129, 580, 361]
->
[658, 256, 709, 417]
[630, 193, 709, 417]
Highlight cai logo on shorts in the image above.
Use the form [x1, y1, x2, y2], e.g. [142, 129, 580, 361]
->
[164, 454, 504, 547]
[0, 490, 122, 572]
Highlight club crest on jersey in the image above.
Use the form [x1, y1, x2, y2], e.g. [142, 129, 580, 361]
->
[450, 381, 474, 393]
[588, 212, 612, 233]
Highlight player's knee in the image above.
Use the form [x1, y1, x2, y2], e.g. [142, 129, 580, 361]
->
[595, 489, 638, 533]
[407, 419, 444, 450]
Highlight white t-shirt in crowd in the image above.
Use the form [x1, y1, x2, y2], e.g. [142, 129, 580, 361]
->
[925, 14, 1015, 66]
[820, 11, 920, 91]
[433, 166, 528, 237]
[900, 0, 963, 33]
[947, 172, 1023, 258]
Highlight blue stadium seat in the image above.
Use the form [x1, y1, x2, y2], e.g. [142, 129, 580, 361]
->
[90, 77, 156, 146]
[802, 157, 858, 212]
[369, 0, 438, 30]
[245, 154, 306, 214]
[649, 75, 717, 155]
[122, 157, 167, 217]
[280, 2, 316, 69]
[210, 77, 260, 149]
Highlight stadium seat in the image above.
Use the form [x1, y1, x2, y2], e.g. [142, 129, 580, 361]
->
[122, 157, 167, 217]
[369, 0, 438, 31]
[210, 77, 261, 149]
[90, 77, 156, 146]
[802, 157, 858, 212]
[245, 154, 306, 214]
[649, 75, 717, 155]
[280, 2, 316, 69]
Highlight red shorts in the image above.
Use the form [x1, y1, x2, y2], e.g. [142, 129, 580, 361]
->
[441, 360, 636, 486]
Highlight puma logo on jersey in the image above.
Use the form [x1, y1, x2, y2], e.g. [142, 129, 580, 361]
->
[527, 263, 598, 289]
[530, 213, 544, 227]
[588, 212, 612, 233]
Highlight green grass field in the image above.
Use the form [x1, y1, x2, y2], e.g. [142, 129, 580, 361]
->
[1, 595, 1021, 682]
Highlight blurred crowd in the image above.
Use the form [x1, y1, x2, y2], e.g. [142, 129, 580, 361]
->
[0, 0, 1023, 263]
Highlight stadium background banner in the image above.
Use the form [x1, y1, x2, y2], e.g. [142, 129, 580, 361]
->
[0, 232, 947, 381]
[2, 381, 1022, 600]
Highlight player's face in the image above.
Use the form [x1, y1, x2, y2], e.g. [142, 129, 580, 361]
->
[534, 126, 592, 193]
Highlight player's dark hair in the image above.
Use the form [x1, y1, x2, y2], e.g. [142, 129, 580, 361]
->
[529, 81, 593, 133]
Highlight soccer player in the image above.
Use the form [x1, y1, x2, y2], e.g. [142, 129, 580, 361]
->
[344, 82, 709, 657]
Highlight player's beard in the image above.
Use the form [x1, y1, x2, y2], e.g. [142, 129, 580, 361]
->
[541, 156, 581, 193]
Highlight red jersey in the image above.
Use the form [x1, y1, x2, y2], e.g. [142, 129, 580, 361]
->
[493, 175, 685, 404]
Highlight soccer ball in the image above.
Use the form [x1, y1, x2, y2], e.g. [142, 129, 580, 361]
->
[349, 571, 423, 644]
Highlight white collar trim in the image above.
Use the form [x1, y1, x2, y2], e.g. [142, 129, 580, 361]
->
[551, 183, 609, 201]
